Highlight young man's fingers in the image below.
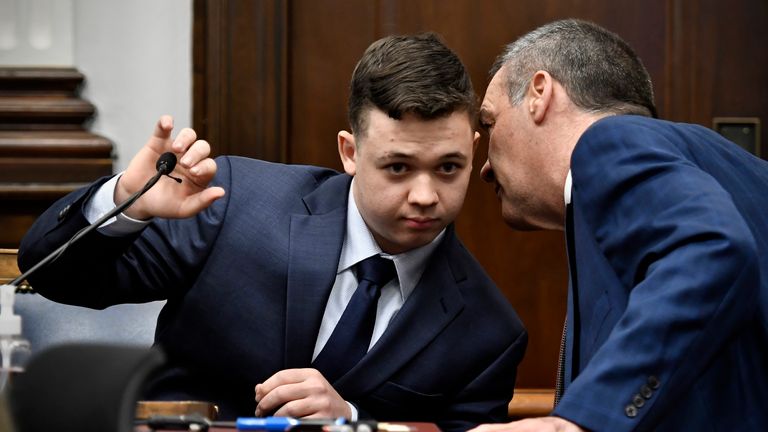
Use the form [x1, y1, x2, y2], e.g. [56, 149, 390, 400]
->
[180, 140, 212, 170]
[258, 369, 314, 395]
[178, 187, 225, 218]
[272, 398, 315, 418]
[255, 381, 308, 417]
[172, 127, 198, 153]
[188, 157, 217, 180]
[147, 115, 174, 150]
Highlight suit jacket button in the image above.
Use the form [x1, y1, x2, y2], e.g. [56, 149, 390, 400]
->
[647, 375, 661, 389]
[625, 404, 638, 418]
[58, 204, 71, 221]
[640, 384, 653, 399]
[632, 394, 645, 408]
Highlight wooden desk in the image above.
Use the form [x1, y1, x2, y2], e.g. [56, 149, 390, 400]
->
[0, 248, 32, 292]
[508, 388, 555, 419]
[137, 422, 440, 432]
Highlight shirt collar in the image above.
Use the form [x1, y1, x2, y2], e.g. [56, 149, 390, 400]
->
[564, 169, 572, 205]
[338, 179, 445, 301]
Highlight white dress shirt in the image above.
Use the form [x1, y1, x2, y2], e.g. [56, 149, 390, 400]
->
[85, 174, 151, 235]
[312, 181, 444, 359]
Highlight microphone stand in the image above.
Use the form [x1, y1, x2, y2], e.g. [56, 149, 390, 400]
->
[7, 152, 181, 289]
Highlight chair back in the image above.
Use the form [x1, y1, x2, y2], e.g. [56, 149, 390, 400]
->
[0, 249, 164, 350]
[8, 343, 165, 432]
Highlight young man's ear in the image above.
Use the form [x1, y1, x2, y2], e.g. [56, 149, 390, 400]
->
[472, 131, 480, 155]
[337, 130, 357, 175]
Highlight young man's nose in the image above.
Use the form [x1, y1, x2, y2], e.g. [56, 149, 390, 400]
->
[408, 175, 439, 206]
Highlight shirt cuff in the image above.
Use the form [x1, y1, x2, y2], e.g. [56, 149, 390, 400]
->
[346, 401, 358, 421]
[84, 173, 152, 236]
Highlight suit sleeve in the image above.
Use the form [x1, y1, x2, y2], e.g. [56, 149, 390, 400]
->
[441, 329, 527, 432]
[18, 157, 233, 309]
[552, 122, 761, 431]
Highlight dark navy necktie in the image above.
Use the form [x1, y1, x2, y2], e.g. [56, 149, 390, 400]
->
[312, 255, 397, 383]
[556, 203, 577, 405]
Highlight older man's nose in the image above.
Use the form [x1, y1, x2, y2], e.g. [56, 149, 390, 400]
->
[480, 160, 495, 183]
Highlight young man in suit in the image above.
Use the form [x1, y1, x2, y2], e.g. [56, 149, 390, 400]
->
[471, 19, 768, 432]
[18, 34, 526, 431]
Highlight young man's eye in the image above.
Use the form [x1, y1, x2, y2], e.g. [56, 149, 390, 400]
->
[387, 163, 407, 174]
[439, 163, 460, 174]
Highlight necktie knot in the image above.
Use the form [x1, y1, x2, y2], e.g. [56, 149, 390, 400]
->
[355, 255, 396, 288]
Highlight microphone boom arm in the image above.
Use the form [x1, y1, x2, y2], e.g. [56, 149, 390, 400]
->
[10, 153, 179, 287]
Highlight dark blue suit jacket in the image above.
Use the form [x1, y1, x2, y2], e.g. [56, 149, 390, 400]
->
[19, 156, 527, 431]
[552, 116, 768, 431]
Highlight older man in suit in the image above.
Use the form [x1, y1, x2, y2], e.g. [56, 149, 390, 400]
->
[472, 19, 768, 432]
[18, 33, 526, 431]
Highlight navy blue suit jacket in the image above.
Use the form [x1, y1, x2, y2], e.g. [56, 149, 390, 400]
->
[19, 156, 527, 431]
[552, 116, 768, 431]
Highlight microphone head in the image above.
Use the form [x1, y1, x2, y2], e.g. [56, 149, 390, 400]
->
[156, 152, 177, 173]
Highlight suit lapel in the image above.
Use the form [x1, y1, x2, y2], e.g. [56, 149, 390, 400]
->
[284, 175, 351, 369]
[334, 228, 466, 396]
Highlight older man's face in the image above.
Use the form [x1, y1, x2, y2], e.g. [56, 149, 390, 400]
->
[479, 66, 552, 231]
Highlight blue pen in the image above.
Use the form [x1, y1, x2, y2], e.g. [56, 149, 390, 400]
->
[236, 417, 299, 431]
[236, 417, 347, 431]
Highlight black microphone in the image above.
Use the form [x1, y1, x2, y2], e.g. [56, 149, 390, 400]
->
[9, 152, 181, 287]
[156, 152, 178, 175]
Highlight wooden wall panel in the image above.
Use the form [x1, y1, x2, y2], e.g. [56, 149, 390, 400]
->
[286, 0, 377, 169]
[193, 0, 768, 390]
[193, 0, 288, 161]
[667, 0, 768, 156]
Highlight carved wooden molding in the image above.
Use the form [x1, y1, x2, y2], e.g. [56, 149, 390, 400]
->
[0, 66, 113, 247]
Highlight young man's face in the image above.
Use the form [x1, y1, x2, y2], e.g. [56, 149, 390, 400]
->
[338, 108, 478, 254]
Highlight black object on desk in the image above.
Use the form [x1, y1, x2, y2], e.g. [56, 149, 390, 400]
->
[8, 343, 165, 432]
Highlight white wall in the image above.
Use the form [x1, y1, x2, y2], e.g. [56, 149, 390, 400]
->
[0, 0, 192, 172]
[0, 0, 74, 65]
[74, 0, 192, 171]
